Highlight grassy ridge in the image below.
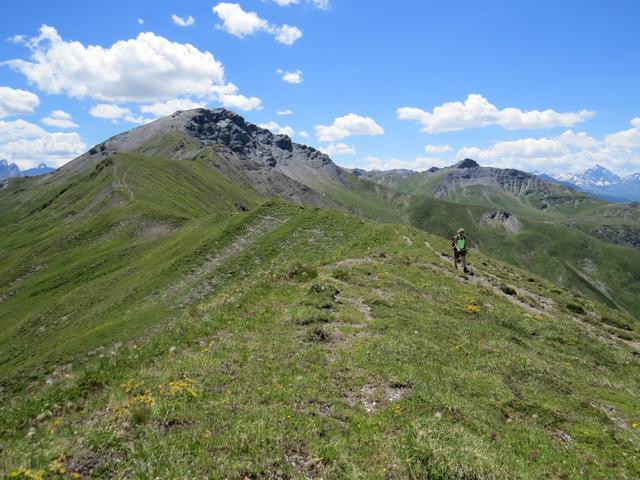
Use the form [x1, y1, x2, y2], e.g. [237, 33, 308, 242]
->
[1, 199, 639, 478]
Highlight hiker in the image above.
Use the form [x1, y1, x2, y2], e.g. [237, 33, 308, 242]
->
[452, 228, 469, 274]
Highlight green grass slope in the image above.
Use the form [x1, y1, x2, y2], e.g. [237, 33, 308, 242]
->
[1, 197, 639, 479]
[408, 196, 640, 319]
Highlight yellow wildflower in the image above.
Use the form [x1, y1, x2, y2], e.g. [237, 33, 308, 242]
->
[465, 305, 481, 314]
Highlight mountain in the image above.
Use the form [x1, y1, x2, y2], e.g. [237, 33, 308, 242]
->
[1, 109, 639, 478]
[356, 158, 640, 317]
[551, 165, 640, 202]
[554, 164, 622, 187]
[0, 159, 21, 180]
[0, 159, 56, 181]
[22, 163, 56, 177]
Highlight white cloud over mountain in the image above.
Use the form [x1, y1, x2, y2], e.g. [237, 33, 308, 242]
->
[319, 142, 356, 156]
[141, 99, 206, 117]
[0, 86, 40, 117]
[258, 121, 295, 137]
[315, 114, 384, 141]
[213, 3, 302, 45]
[0, 118, 85, 169]
[5, 25, 261, 110]
[397, 94, 594, 133]
[458, 120, 640, 174]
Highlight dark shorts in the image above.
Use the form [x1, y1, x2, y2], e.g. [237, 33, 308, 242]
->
[454, 249, 467, 259]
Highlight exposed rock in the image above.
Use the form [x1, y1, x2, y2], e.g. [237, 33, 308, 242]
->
[479, 210, 521, 233]
[455, 158, 479, 169]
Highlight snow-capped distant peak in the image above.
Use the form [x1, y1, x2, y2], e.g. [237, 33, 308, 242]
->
[553, 165, 621, 187]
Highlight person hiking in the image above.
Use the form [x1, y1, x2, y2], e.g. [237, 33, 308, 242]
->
[452, 228, 469, 274]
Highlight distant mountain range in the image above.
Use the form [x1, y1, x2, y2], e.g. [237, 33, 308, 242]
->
[548, 165, 640, 202]
[0, 160, 56, 180]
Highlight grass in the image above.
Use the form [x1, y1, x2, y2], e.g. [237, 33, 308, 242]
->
[1, 133, 640, 478]
[1, 199, 639, 478]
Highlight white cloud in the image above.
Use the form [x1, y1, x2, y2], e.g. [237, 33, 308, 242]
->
[138, 18, 144, 25]
[277, 109, 293, 115]
[319, 142, 356, 156]
[366, 156, 446, 171]
[315, 113, 384, 141]
[213, 3, 303, 45]
[605, 118, 640, 148]
[277, 69, 303, 84]
[172, 14, 195, 27]
[141, 98, 206, 117]
[424, 144, 452, 154]
[271, 0, 330, 8]
[456, 120, 640, 174]
[258, 121, 295, 137]
[397, 94, 594, 133]
[212, 83, 263, 110]
[273, 25, 303, 45]
[0, 86, 40, 117]
[0, 119, 85, 169]
[42, 110, 78, 128]
[89, 104, 132, 122]
[298, 130, 309, 138]
[5, 25, 260, 109]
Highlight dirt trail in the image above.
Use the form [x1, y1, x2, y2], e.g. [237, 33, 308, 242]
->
[170, 215, 288, 306]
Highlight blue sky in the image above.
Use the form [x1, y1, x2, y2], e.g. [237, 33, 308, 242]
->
[1, 0, 639, 174]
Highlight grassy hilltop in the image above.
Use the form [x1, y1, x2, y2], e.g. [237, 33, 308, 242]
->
[1, 110, 639, 478]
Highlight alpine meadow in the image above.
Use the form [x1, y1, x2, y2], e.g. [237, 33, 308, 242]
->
[1, 1, 639, 479]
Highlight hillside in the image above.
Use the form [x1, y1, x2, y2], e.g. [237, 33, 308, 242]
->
[1, 199, 640, 479]
[358, 160, 640, 318]
[1, 109, 640, 478]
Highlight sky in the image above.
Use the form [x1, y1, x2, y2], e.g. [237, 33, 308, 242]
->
[1, 0, 639, 175]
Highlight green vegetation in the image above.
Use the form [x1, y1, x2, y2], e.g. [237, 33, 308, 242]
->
[1, 195, 639, 478]
[1, 125, 639, 478]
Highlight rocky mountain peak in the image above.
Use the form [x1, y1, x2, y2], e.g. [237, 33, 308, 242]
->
[455, 158, 480, 169]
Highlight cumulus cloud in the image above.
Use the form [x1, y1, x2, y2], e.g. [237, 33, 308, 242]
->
[42, 110, 78, 128]
[605, 117, 640, 148]
[172, 14, 195, 27]
[258, 121, 295, 137]
[277, 109, 293, 115]
[277, 69, 303, 84]
[424, 144, 452, 154]
[298, 130, 309, 138]
[0, 86, 40, 117]
[213, 3, 302, 45]
[89, 104, 132, 122]
[397, 94, 594, 133]
[366, 156, 447, 171]
[315, 113, 384, 142]
[319, 142, 356, 156]
[5, 25, 261, 110]
[140, 98, 206, 117]
[457, 121, 640, 174]
[0, 118, 85, 169]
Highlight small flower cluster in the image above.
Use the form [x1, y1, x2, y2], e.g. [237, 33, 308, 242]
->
[6, 468, 44, 480]
[159, 377, 199, 398]
[121, 378, 146, 395]
[465, 304, 481, 314]
[5, 460, 81, 480]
